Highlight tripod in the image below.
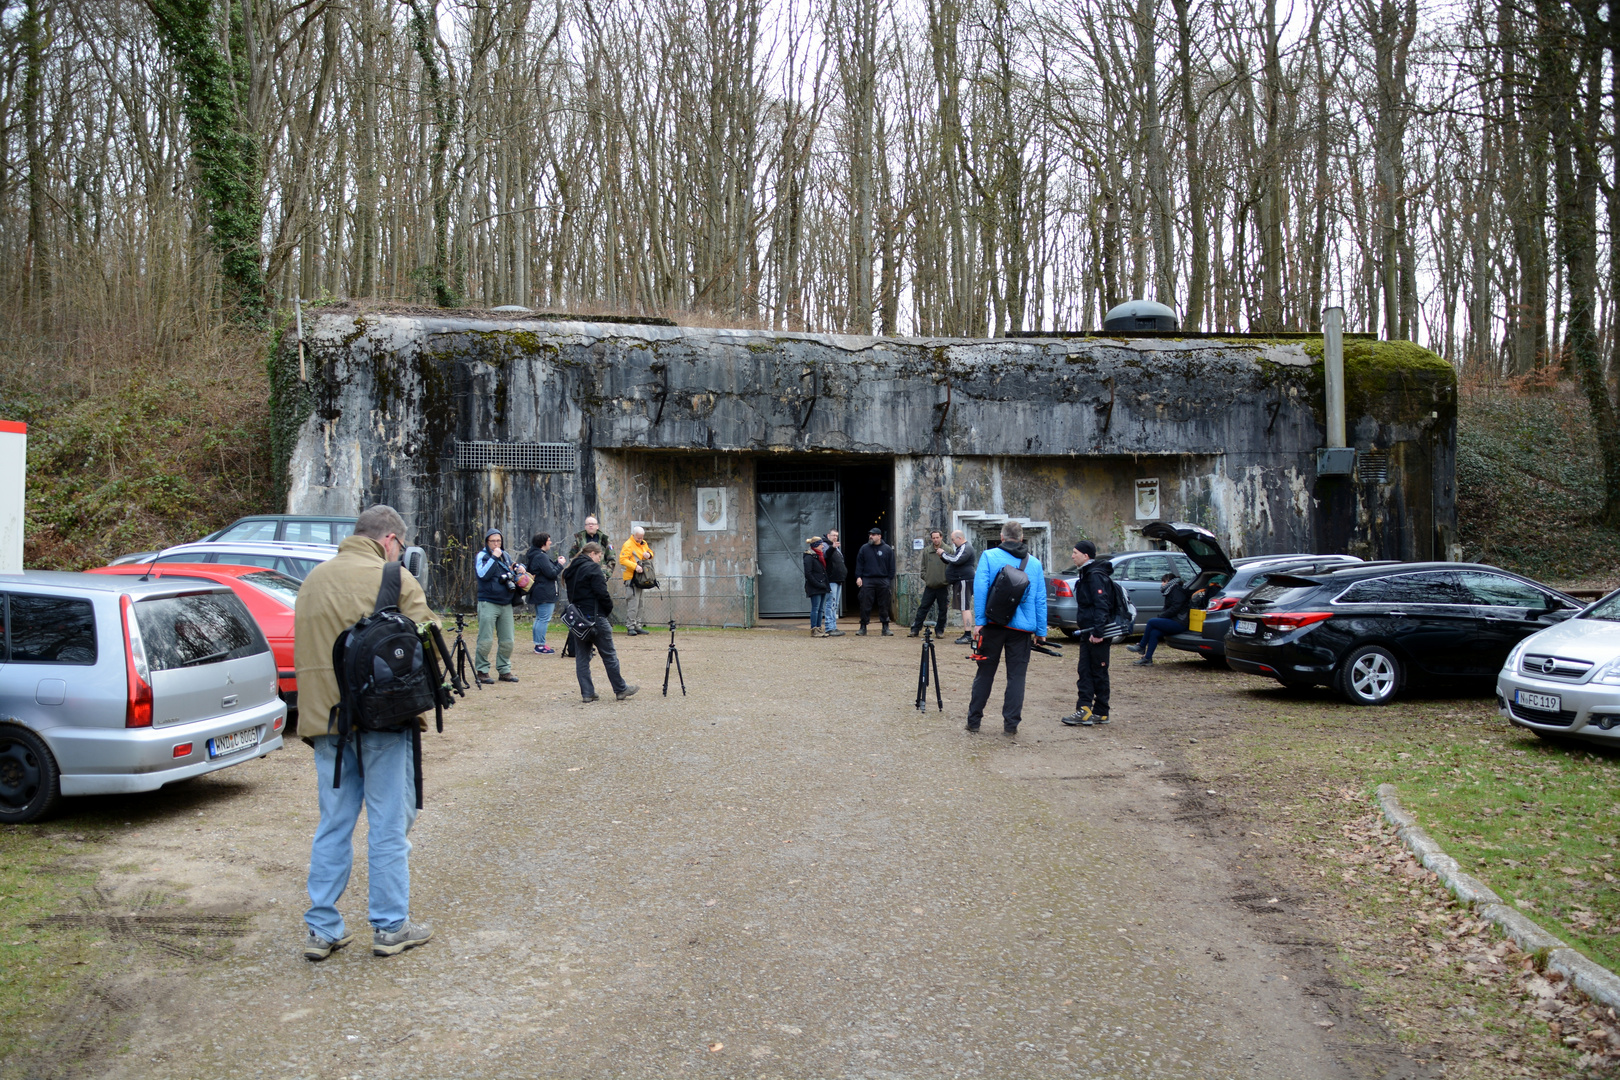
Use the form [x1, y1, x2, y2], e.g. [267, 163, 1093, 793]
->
[915, 626, 943, 711]
[662, 619, 686, 697]
[449, 613, 480, 691]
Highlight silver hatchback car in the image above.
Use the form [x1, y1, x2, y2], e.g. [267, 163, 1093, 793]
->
[0, 572, 287, 823]
[1498, 589, 1620, 746]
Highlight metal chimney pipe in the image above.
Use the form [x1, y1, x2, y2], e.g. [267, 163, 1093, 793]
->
[1323, 307, 1346, 447]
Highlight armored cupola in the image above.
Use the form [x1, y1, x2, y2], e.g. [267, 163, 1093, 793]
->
[1102, 299, 1179, 332]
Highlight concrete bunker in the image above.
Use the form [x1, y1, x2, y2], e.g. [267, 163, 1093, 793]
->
[272, 307, 1458, 622]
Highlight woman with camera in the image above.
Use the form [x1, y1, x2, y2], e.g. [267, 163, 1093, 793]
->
[524, 532, 564, 654]
[474, 529, 527, 684]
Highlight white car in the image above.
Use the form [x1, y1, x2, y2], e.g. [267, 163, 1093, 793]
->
[1498, 589, 1620, 745]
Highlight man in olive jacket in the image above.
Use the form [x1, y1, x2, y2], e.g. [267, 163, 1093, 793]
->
[295, 505, 438, 962]
[908, 529, 951, 637]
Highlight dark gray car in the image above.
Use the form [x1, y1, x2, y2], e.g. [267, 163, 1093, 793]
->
[1162, 554, 1365, 663]
[0, 573, 287, 824]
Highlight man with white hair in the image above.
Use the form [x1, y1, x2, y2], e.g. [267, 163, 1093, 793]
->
[618, 525, 655, 635]
[944, 529, 978, 644]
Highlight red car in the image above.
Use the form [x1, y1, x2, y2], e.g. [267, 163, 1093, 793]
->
[87, 562, 301, 720]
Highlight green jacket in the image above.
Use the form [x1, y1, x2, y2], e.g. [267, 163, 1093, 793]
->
[293, 536, 437, 739]
[921, 545, 950, 589]
[567, 528, 613, 562]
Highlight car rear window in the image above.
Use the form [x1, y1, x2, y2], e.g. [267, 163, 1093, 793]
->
[135, 592, 268, 672]
[282, 520, 333, 544]
[240, 570, 300, 606]
[7, 594, 97, 664]
[1245, 580, 1322, 608]
[218, 520, 279, 542]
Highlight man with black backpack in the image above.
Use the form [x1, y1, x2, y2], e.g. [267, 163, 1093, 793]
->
[1063, 540, 1118, 727]
[966, 521, 1048, 734]
[295, 504, 439, 962]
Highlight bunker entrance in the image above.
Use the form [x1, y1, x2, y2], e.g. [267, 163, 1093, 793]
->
[754, 460, 893, 618]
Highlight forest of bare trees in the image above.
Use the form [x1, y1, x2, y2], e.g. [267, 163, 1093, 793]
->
[2, 0, 1619, 389]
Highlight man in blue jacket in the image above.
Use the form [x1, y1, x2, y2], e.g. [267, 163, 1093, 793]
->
[966, 521, 1048, 734]
[473, 528, 521, 685]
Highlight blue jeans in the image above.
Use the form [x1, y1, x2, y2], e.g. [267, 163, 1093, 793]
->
[1141, 617, 1186, 660]
[823, 583, 842, 630]
[306, 730, 417, 940]
[531, 602, 556, 645]
[809, 592, 828, 629]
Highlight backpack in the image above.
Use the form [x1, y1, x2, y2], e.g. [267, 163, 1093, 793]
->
[329, 562, 462, 809]
[983, 554, 1032, 626]
[1097, 574, 1137, 643]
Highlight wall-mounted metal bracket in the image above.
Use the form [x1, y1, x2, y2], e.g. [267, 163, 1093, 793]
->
[1317, 446, 1357, 476]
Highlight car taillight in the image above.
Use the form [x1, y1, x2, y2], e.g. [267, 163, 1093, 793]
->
[121, 595, 153, 728]
[1207, 596, 1240, 612]
[1258, 611, 1333, 632]
[1054, 580, 1073, 597]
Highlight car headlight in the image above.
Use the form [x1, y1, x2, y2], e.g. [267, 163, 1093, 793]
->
[1593, 657, 1620, 685]
[1505, 638, 1532, 672]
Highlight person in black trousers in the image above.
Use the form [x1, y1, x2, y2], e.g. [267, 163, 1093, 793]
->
[1061, 540, 1115, 727]
[560, 543, 638, 704]
[909, 529, 951, 637]
[853, 526, 897, 635]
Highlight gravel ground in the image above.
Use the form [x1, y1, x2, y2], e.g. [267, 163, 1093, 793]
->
[26, 628, 1437, 1079]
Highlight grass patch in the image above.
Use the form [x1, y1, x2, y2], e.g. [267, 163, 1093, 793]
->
[0, 824, 106, 1067]
[1195, 674, 1620, 975]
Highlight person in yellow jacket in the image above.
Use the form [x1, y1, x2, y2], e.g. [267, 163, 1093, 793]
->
[618, 526, 654, 635]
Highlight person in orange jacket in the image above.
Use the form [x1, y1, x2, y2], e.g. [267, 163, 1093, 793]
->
[618, 527, 654, 635]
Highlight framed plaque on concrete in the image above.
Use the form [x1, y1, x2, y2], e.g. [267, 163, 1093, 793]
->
[1135, 478, 1160, 521]
[696, 488, 727, 531]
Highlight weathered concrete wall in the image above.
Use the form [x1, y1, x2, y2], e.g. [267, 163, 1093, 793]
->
[273, 307, 1456, 608]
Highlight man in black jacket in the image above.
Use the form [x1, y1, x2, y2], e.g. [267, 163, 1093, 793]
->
[1061, 540, 1115, 727]
[944, 529, 977, 644]
[561, 543, 638, 703]
[853, 526, 897, 636]
[821, 531, 847, 637]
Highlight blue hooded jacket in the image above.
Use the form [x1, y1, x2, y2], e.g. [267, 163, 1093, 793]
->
[972, 540, 1047, 634]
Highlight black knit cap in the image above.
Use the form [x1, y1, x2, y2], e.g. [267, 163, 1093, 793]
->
[1074, 539, 1097, 558]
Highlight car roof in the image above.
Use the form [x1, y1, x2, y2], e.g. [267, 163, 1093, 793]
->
[223, 514, 357, 522]
[89, 562, 270, 580]
[161, 540, 339, 557]
[0, 571, 231, 597]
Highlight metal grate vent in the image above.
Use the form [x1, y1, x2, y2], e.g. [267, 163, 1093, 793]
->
[757, 468, 837, 493]
[454, 440, 577, 472]
[1358, 450, 1390, 484]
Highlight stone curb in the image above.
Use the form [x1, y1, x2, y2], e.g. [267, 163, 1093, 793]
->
[1374, 783, 1620, 1014]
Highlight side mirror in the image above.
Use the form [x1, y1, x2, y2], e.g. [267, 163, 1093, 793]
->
[404, 546, 428, 586]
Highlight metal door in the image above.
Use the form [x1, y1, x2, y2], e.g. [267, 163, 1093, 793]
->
[756, 490, 839, 616]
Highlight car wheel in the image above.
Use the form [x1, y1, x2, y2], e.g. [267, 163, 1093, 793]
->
[0, 725, 62, 825]
[1336, 645, 1402, 706]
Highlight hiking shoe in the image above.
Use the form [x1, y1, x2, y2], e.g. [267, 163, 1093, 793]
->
[615, 684, 640, 701]
[1133, 657, 1153, 666]
[825, 629, 846, 637]
[1060, 708, 1092, 727]
[581, 694, 600, 703]
[373, 921, 432, 957]
[955, 634, 973, 645]
[1126, 643, 1144, 654]
[1092, 714, 1110, 725]
[881, 628, 894, 636]
[475, 673, 495, 685]
[538, 645, 555, 654]
[498, 673, 520, 683]
[857, 627, 868, 636]
[304, 930, 353, 961]
[965, 721, 981, 732]
[906, 629, 920, 638]
[1003, 726, 1018, 735]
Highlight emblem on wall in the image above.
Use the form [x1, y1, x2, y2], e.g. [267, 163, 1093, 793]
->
[697, 487, 727, 531]
[1135, 478, 1160, 521]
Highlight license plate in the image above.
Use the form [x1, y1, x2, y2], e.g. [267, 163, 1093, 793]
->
[1515, 689, 1561, 712]
[1232, 619, 1257, 636]
[207, 726, 262, 759]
